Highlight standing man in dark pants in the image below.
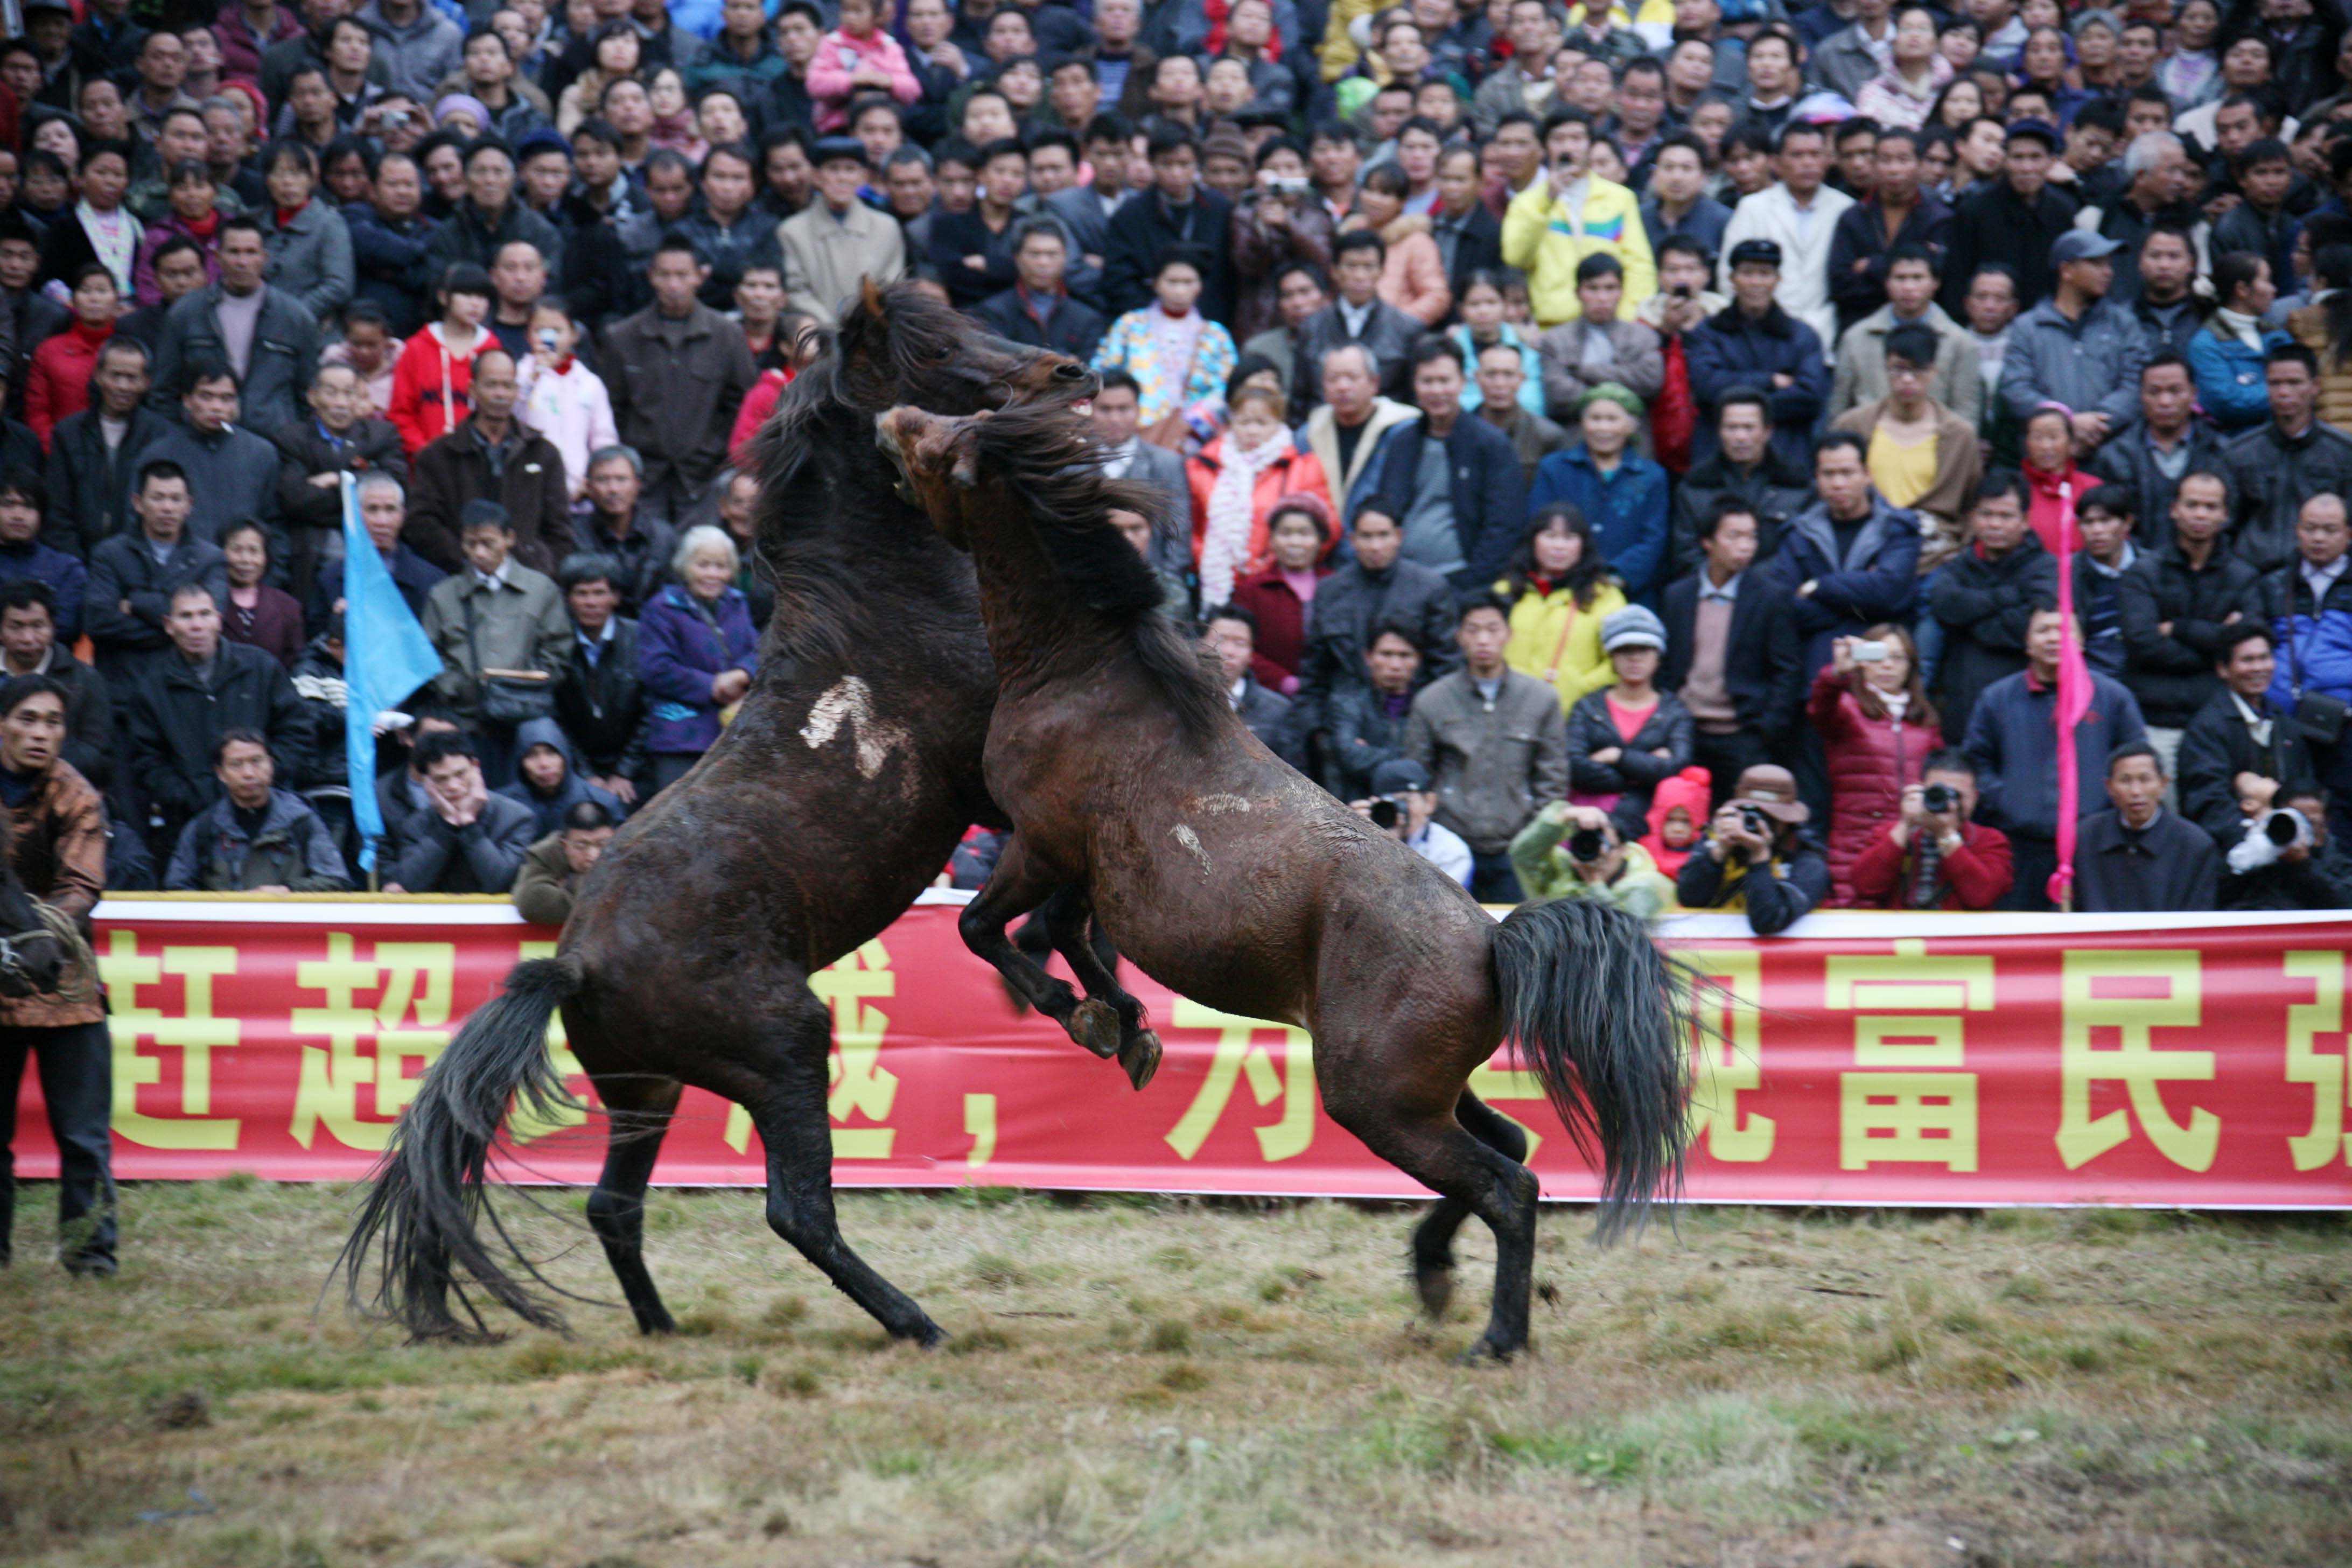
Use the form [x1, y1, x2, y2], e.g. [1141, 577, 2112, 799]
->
[0, 674, 114, 1277]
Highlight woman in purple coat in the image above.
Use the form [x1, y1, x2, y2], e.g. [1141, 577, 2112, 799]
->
[637, 524, 759, 793]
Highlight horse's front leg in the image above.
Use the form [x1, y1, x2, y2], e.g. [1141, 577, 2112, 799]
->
[959, 839, 1122, 1062]
[1037, 887, 1160, 1091]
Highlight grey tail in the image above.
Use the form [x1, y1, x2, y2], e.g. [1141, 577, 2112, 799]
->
[1488, 898, 1693, 1242]
[333, 956, 587, 1341]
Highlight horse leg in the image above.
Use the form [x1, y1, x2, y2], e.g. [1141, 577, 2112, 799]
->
[1340, 1097, 1541, 1361]
[744, 1000, 945, 1345]
[1409, 1090, 1529, 1319]
[584, 1069, 685, 1335]
[959, 843, 1121, 1062]
[1037, 886, 1161, 1091]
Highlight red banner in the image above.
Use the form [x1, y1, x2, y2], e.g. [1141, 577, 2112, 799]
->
[11, 898, 2352, 1207]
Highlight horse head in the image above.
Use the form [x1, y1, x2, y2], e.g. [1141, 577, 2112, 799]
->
[836, 278, 1095, 416]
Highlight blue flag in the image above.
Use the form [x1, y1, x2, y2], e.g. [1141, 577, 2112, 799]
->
[341, 473, 445, 871]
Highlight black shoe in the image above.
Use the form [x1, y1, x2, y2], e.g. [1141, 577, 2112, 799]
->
[62, 1256, 117, 1279]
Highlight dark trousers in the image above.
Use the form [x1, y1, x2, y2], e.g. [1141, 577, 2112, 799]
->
[650, 751, 703, 794]
[2007, 831, 2057, 911]
[1469, 847, 1524, 904]
[1693, 726, 1774, 810]
[0, 1019, 117, 1270]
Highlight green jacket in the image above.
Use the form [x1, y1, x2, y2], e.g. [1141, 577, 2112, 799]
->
[1509, 808, 1676, 920]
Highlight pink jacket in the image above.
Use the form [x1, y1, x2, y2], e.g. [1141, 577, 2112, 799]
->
[515, 354, 620, 501]
[806, 29, 921, 129]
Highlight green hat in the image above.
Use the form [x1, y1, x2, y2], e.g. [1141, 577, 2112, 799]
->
[1576, 382, 1646, 419]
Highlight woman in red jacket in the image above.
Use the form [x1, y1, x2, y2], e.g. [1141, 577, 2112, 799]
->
[2021, 402, 2101, 554]
[1187, 384, 1333, 610]
[1227, 495, 1334, 695]
[25, 264, 117, 449]
[1809, 625, 1940, 906]
[387, 260, 495, 454]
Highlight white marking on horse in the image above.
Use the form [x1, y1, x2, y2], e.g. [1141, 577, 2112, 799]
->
[1195, 794, 1252, 815]
[1171, 824, 1213, 878]
[800, 676, 909, 780]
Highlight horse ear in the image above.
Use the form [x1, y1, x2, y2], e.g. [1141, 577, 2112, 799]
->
[861, 277, 888, 323]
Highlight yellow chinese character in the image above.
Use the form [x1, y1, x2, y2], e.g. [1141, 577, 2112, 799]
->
[508, 940, 589, 1142]
[1824, 940, 1987, 1170]
[2283, 950, 2351, 1172]
[1667, 947, 1773, 1162]
[722, 939, 903, 1158]
[288, 935, 455, 1151]
[1164, 999, 1314, 1162]
[1840, 1072, 1980, 1172]
[2057, 950, 2216, 1172]
[964, 1093, 997, 1167]
[99, 932, 240, 1151]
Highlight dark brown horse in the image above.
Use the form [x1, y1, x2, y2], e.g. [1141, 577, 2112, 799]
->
[337, 285, 1117, 1347]
[878, 402, 1692, 1361]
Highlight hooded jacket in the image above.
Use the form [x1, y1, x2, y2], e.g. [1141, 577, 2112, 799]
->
[495, 716, 628, 837]
[1638, 766, 1712, 880]
[164, 785, 351, 891]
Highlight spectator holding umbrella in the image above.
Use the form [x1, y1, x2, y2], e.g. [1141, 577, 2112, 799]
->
[638, 524, 758, 795]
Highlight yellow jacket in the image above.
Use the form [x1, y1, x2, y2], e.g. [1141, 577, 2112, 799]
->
[1500, 174, 1657, 328]
[1318, 0, 1383, 82]
[1502, 578, 1628, 713]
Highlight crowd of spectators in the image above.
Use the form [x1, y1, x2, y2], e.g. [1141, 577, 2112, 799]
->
[0, 0, 2338, 927]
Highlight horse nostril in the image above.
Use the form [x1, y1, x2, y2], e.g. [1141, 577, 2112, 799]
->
[1053, 362, 1084, 380]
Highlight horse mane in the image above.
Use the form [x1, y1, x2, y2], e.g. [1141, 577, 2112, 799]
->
[746, 285, 983, 669]
[961, 402, 1229, 743]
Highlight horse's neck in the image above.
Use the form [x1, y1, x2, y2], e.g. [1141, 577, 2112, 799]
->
[964, 503, 1112, 688]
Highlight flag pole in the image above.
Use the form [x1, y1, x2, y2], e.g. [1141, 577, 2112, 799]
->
[2049, 477, 2088, 913]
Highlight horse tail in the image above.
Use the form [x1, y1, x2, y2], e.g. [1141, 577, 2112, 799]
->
[335, 955, 587, 1342]
[1489, 898, 1692, 1242]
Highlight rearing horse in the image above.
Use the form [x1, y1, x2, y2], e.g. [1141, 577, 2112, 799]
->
[879, 401, 1693, 1361]
[337, 285, 1116, 1348]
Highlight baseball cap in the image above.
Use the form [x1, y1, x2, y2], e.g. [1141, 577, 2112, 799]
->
[1727, 237, 1783, 269]
[1368, 759, 1431, 796]
[2050, 229, 2126, 265]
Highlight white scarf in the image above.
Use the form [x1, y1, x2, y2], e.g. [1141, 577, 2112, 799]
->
[78, 200, 136, 294]
[2216, 305, 2264, 353]
[1199, 428, 1292, 609]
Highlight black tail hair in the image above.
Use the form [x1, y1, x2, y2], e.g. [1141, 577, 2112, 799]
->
[1489, 898, 1692, 1242]
[334, 957, 587, 1341]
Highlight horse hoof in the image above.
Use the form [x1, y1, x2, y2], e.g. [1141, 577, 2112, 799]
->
[1413, 1264, 1453, 1319]
[1069, 998, 1121, 1059]
[908, 1322, 949, 1350]
[1120, 1029, 1163, 1091]
[1453, 1335, 1518, 1366]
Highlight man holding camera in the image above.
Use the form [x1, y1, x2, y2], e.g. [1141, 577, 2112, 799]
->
[1351, 758, 1472, 888]
[1674, 763, 1830, 934]
[2261, 491, 2352, 846]
[2176, 624, 2326, 890]
[2218, 785, 2352, 910]
[2075, 741, 2219, 912]
[1847, 749, 2016, 909]
[1508, 800, 1676, 918]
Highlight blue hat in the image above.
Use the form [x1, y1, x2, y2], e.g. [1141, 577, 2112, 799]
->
[2050, 229, 2126, 265]
[1601, 605, 1667, 654]
[2005, 117, 2061, 150]
[514, 127, 569, 162]
[1369, 759, 1431, 796]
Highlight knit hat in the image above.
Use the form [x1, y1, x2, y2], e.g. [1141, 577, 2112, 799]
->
[1576, 381, 1646, 419]
[433, 94, 494, 134]
[1201, 120, 1251, 169]
[1599, 605, 1666, 653]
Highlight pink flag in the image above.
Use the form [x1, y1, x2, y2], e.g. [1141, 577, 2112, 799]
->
[2048, 481, 2094, 909]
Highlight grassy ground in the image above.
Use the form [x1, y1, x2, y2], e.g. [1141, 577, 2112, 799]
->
[1, 1180, 2348, 1568]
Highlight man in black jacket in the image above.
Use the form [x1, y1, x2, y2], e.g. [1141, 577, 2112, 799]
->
[0, 579, 112, 791]
[1293, 231, 1424, 403]
[1939, 118, 2080, 316]
[1204, 606, 1301, 768]
[272, 362, 407, 603]
[120, 582, 308, 859]
[2075, 740, 2220, 912]
[971, 218, 1107, 362]
[1661, 499, 1804, 807]
[552, 554, 649, 805]
[1101, 122, 1233, 323]
[1666, 389, 1816, 574]
[1363, 337, 1526, 590]
[1928, 471, 2055, 743]
[1292, 507, 1458, 743]
[2218, 783, 2352, 910]
[150, 218, 319, 437]
[2115, 467, 2261, 775]
[44, 337, 168, 557]
[83, 458, 228, 685]
[2177, 622, 2316, 856]
[380, 727, 537, 894]
[424, 137, 566, 278]
[2222, 343, 2352, 575]
[2087, 352, 2230, 548]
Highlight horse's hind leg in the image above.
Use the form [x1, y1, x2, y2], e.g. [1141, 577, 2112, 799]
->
[1409, 1090, 1529, 1319]
[960, 840, 1117, 1061]
[1339, 1093, 1539, 1361]
[584, 1069, 686, 1335]
[1038, 888, 1161, 1091]
[744, 998, 944, 1346]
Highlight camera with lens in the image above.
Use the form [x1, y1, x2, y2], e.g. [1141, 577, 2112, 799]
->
[1922, 783, 1957, 815]
[2228, 806, 2313, 874]
[1738, 804, 1768, 836]
[1368, 798, 1402, 832]
[1566, 827, 1608, 863]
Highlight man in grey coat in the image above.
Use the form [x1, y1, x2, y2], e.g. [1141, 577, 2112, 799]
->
[1997, 229, 2146, 449]
[141, 359, 285, 559]
[381, 727, 538, 894]
[150, 217, 319, 437]
[1534, 254, 1665, 425]
[358, 0, 463, 103]
[1090, 371, 1192, 579]
[600, 238, 759, 523]
[417, 500, 572, 786]
[1404, 592, 1569, 902]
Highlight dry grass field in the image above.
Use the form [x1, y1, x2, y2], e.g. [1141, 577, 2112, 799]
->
[2, 1178, 2349, 1568]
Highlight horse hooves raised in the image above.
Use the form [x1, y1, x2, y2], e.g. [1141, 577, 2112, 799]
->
[1068, 998, 1122, 1060]
[1453, 1334, 1521, 1366]
[1413, 1263, 1453, 1319]
[1119, 1028, 1163, 1091]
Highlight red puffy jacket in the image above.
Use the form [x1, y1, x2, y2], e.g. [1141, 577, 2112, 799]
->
[1809, 666, 1931, 906]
